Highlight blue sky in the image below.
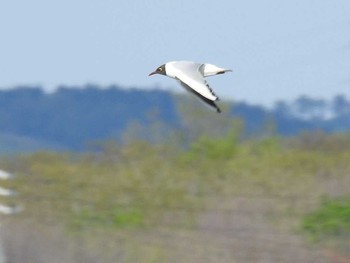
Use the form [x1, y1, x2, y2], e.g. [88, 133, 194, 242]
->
[0, 0, 349, 105]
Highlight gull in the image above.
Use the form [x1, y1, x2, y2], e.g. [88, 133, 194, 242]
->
[149, 61, 232, 113]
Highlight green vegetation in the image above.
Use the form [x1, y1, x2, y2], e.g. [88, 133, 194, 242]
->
[1, 122, 350, 261]
[302, 197, 350, 238]
[301, 197, 350, 255]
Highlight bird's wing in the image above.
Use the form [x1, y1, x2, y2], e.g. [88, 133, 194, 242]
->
[172, 62, 219, 101]
[175, 78, 221, 113]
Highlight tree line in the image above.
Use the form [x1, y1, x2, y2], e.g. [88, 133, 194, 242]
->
[0, 84, 350, 151]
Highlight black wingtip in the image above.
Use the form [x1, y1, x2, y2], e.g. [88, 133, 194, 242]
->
[217, 69, 232, 75]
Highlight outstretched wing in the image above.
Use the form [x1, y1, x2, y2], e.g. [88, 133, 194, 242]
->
[176, 78, 221, 113]
[172, 62, 219, 102]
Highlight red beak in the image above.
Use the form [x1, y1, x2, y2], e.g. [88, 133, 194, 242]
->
[148, 71, 157, 76]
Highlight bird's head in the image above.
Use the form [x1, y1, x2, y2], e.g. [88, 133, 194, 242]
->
[149, 64, 166, 76]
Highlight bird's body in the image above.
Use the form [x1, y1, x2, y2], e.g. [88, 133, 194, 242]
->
[149, 61, 232, 113]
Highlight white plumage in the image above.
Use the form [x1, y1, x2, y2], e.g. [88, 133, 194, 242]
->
[149, 61, 232, 113]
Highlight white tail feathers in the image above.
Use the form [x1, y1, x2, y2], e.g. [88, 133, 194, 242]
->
[201, 63, 232, 77]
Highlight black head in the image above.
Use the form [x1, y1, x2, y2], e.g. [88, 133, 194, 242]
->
[149, 64, 166, 76]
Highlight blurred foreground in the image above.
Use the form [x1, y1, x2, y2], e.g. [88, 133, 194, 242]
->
[0, 129, 350, 263]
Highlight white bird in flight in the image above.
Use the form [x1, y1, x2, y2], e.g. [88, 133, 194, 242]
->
[149, 61, 232, 113]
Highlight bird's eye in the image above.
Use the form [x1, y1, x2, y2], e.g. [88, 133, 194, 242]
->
[158, 67, 162, 71]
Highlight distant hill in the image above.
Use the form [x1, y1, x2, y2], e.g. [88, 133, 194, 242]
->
[0, 85, 350, 153]
[0, 132, 67, 155]
[0, 85, 178, 152]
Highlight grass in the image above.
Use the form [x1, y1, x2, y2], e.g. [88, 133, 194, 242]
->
[1, 132, 350, 262]
[301, 197, 350, 256]
[302, 197, 350, 239]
